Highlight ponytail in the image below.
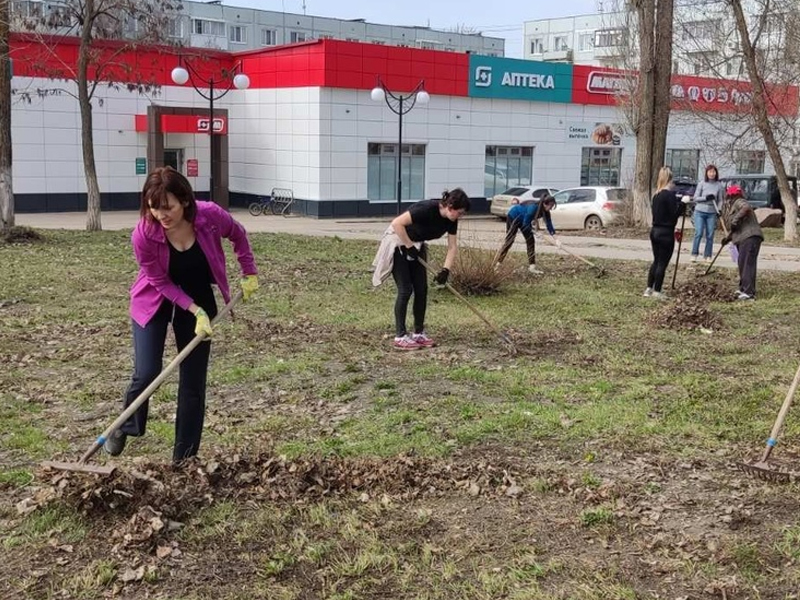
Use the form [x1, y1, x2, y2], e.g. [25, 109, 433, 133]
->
[440, 187, 471, 212]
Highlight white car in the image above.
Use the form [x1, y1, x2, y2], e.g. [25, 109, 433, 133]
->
[489, 186, 560, 219]
[549, 187, 627, 230]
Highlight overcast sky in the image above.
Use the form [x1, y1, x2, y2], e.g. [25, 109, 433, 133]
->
[220, 0, 600, 58]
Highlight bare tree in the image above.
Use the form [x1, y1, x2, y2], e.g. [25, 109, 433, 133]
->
[0, 0, 12, 233]
[730, 0, 798, 239]
[16, 0, 181, 231]
[666, 0, 800, 240]
[623, 0, 675, 225]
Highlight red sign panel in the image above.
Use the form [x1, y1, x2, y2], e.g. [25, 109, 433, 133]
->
[572, 64, 798, 116]
[186, 158, 198, 177]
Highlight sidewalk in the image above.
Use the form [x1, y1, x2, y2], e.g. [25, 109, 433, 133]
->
[16, 210, 800, 272]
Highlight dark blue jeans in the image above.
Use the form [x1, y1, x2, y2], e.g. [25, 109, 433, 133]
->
[121, 300, 212, 462]
[692, 211, 718, 259]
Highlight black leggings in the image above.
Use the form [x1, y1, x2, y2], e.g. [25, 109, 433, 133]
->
[647, 226, 675, 292]
[392, 245, 428, 337]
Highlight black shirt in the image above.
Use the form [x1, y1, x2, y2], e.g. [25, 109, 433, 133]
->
[168, 241, 218, 318]
[651, 189, 684, 229]
[405, 199, 458, 242]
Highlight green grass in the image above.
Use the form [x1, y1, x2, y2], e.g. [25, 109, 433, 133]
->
[6, 229, 800, 599]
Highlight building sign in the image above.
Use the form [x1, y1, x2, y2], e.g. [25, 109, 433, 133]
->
[197, 117, 226, 134]
[186, 158, 198, 177]
[566, 122, 626, 145]
[585, 71, 629, 95]
[468, 55, 572, 103]
[572, 64, 798, 116]
[135, 157, 146, 175]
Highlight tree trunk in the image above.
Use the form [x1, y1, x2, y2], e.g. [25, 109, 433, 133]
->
[632, 0, 656, 226]
[0, 0, 13, 233]
[79, 0, 102, 232]
[651, 0, 674, 190]
[730, 0, 797, 241]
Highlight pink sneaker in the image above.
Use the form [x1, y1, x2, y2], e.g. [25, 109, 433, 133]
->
[411, 332, 436, 348]
[393, 335, 421, 351]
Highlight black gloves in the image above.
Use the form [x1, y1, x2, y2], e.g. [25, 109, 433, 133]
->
[434, 268, 450, 285]
[402, 245, 420, 261]
[721, 234, 732, 246]
[706, 194, 716, 202]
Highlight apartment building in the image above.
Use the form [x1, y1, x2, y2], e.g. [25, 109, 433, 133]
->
[9, 0, 505, 56]
[523, 2, 790, 79]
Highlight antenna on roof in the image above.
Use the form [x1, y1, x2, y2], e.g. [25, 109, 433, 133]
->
[598, 1, 604, 12]
[302, 0, 307, 14]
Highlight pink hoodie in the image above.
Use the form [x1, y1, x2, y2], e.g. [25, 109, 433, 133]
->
[130, 201, 257, 327]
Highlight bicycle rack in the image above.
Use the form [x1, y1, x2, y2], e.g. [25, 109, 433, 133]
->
[270, 187, 295, 216]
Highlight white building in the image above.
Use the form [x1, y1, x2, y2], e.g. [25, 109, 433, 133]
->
[9, 32, 797, 216]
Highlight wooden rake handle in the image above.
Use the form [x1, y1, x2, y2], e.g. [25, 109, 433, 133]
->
[417, 257, 514, 347]
[760, 358, 800, 463]
[78, 290, 244, 465]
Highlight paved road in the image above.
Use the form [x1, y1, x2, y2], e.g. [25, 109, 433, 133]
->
[16, 210, 800, 272]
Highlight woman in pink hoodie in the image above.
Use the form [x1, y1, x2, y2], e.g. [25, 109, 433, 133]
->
[105, 167, 258, 462]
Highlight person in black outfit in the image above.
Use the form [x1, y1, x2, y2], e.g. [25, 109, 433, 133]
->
[644, 167, 691, 299]
[383, 189, 470, 350]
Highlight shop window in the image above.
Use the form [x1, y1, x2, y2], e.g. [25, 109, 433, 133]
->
[484, 146, 533, 198]
[367, 143, 426, 201]
[734, 150, 765, 174]
[665, 149, 699, 181]
[580, 147, 622, 186]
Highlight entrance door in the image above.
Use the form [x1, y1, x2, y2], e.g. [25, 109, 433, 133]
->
[164, 148, 184, 172]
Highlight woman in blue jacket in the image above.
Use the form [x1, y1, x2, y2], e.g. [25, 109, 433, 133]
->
[494, 194, 559, 274]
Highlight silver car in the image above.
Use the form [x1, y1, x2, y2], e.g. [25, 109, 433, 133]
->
[549, 187, 628, 230]
[489, 186, 560, 219]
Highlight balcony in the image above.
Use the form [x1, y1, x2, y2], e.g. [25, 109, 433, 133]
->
[542, 49, 572, 62]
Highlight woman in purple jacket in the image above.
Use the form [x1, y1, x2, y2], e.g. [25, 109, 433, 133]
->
[104, 166, 258, 462]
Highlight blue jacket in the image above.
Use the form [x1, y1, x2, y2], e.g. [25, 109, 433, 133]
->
[508, 202, 555, 235]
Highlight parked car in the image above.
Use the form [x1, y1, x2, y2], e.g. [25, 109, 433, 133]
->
[548, 186, 627, 230]
[719, 174, 798, 212]
[489, 186, 560, 219]
[673, 177, 697, 197]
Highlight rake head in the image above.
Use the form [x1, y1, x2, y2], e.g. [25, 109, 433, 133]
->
[41, 460, 117, 476]
[736, 460, 792, 483]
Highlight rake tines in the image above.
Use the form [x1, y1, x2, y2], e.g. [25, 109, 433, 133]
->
[736, 461, 792, 483]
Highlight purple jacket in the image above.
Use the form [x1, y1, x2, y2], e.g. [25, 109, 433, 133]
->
[130, 201, 257, 327]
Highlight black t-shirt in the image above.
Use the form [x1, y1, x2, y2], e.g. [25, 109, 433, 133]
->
[168, 241, 218, 318]
[404, 200, 458, 242]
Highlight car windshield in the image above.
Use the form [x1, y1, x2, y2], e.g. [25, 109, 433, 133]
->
[499, 187, 529, 196]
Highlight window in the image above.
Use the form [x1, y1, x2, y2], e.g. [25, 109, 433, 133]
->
[577, 31, 594, 52]
[554, 188, 597, 204]
[594, 28, 625, 48]
[552, 35, 569, 51]
[689, 51, 717, 75]
[530, 37, 545, 54]
[580, 148, 622, 186]
[166, 18, 184, 39]
[665, 149, 699, 181]
[682, 20, 720, 40]
[734, 150, 765, 174]
[290, 31, 307, 43]
[367, 143, 426, 201]
[192, 19, 225, 37]
[485, 146, 533, 198]
[261, 28, 276, 46]
[673, 60, 680, 74]
[229, 25, 247, 44]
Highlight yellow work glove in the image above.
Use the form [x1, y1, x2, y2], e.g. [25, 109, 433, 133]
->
[194, 307, 213, 338]
[241, 274, 259, 301]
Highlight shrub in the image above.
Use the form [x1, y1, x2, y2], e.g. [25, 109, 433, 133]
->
[450, 243, 514, 296]
[2, 226, 44, 244]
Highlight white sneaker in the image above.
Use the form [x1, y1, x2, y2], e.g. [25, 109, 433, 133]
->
[652, 291, 668, 300]
[690, 255, 698, 263]
[528, 265, 544, 275]
[643, 287, 653, 297]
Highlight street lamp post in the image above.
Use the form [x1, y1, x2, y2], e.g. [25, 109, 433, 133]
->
[370, 77, 429, 215]
[171, 58, 250, 204]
